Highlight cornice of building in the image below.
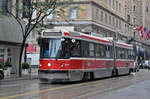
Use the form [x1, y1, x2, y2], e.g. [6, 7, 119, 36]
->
[0, 40, 22, 47]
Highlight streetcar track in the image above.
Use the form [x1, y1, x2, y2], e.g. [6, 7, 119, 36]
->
[0, 71, 149, 99]
[0, 75, 131, 99]
[0, 75, 129, 98]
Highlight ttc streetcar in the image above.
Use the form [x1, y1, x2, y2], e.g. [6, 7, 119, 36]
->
[38, 29, 134, 82]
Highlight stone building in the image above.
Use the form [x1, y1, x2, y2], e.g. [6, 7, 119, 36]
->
[42, 0, 135, 42]
[27, 0, 150, 58]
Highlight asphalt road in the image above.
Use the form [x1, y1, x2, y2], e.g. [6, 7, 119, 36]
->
[0, 69, 150, 99]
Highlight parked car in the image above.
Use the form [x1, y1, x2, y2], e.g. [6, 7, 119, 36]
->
[144, 60, 150, 70]
[0, 69, 4, 80]
[139, 60, 150, 69]
[139, 61, 144, 69]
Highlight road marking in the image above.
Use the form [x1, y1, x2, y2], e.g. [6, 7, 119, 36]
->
[0, 77, 124, 99]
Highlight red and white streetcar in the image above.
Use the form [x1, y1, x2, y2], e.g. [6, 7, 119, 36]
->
[38, 29, 134, 82]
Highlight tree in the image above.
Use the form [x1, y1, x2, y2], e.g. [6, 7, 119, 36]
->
[6, 0, 71, 77]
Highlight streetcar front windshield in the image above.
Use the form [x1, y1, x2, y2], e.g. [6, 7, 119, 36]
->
[40, 38, 61, 58]
[40, 38, 70, 59]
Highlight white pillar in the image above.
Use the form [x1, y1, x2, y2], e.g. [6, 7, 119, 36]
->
[11, 47, 21, 75]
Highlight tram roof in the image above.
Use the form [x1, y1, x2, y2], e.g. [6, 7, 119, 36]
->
[41, 29, 112, 44]
[116, 42, 133, 49]
[41, 29, 133, 48]
[64, 31, 112, 44]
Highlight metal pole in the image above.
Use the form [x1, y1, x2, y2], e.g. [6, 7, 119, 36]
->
[113, 41, 117, 70]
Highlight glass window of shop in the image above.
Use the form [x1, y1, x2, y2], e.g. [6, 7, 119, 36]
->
[0, 48, 4, 64]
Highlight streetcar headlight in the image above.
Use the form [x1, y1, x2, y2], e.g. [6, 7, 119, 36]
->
[39, 64, 42, 67]
[47, 62, 51, 67]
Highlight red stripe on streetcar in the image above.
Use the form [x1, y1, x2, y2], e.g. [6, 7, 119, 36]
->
[117, 43, 133, 48]
[64, 32, 70, 36]
[81, 35, 111, 44]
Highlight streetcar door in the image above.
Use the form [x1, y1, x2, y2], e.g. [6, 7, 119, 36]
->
[81, 41, 94, 69]
[105, 45, 112, 70]
[112, 41, 117, 70]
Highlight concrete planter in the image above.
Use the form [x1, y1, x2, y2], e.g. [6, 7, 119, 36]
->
[4, 67, 12, 77]
[22, 69, 29, 75]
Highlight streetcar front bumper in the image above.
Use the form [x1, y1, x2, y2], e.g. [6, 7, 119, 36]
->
[38, 69, 70, 82]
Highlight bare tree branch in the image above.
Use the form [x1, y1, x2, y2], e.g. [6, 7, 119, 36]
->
[25, 0, 58, 38]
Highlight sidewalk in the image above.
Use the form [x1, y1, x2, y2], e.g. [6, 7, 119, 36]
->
[1, 74, 38, 82]
[1, 68, 39, 82]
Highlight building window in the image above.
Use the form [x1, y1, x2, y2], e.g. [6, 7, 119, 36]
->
[109, 0, 111, 6]
[96, 8, 99, 21]
[119, 20, 121, 29]
[125, 24, 126, 33]
[23, 0, 29, 18]
[113, 0, 115, 8]
[109, 16, 111, 25]
[116, 19, 118, 27]
[0, 0, 12, 15]
[105, 13, 108, 23]
[101, 10, 103, 22]
[127, 14, 130, 22]
[133, 5, 136, 12]
[119, 3, 121, 12]
[116, 1, 118, 11]
[70, 7, 78, 19]
[133, 17, 136, 25]
[0, 48, 4, 64]
[32, 9, 37, 19]
[113, 17, 115, 26]
[146, 6, 149, 13]
[47, 9, 53, 19]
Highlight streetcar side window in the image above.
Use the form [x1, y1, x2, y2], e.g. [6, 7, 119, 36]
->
[128, 49, 134, 59]
[116, 47, 119, 59]
[99, 44, 105, 57]
[116, 47, 134, 59]
[120, 48, 125, 59]
[125, 49, 128, 59]
[40, 39, 49, 58]
[95, 44, 100, 57]
[128, 50, 131, 59]
[71, 40, 81, 57]
[89, 43, 95, 57]
[82, 41, 89, 57]
[116, 47, 124, 59]
[106, 45, 113, 58]
[60, 38, 70, 59]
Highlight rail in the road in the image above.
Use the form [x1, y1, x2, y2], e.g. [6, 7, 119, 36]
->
[0, 76, 127, 99]
[1, 71, 149, 99]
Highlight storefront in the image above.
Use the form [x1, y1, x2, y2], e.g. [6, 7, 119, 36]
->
[0, 15, 23, 75]
[0, 48, 4, 64]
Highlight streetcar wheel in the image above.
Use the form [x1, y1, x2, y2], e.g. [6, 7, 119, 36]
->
[112, 70, 117, 77]
[83, 72, 90, 81]
[90, 72, 94, 80]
